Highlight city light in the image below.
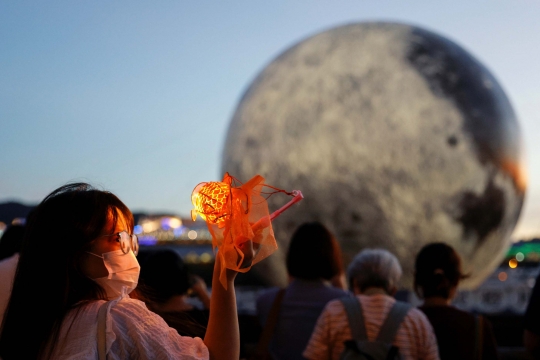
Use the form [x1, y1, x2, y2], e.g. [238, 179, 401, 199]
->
[169, 218, 182, 229]
[508, 259, 518, 269]
[133, 225, 143, 235]
[188, 230, 198, 240]
[498, 272, 508, 282]
[200, 252, 213, 263]
[516, 252, 525, 262]
[142, 220, 160, 233]
[184, 251, 200, 263]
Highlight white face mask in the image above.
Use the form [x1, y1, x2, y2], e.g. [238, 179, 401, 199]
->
[87, 249, 140, 300]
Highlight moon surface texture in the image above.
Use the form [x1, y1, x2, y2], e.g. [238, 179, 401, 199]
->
[221, 22, 525, 289]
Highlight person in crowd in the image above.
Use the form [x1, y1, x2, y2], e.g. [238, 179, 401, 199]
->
[255, 221, 348, 360]
[415, 242, 499, 360]
[137, 248, 210, 338]
[304, 248, 439, 360]
[0, 224, 26, 324]
[524, 268, 540, 358]
[0, 183, 254, 360]
[0, 223, 25, 261]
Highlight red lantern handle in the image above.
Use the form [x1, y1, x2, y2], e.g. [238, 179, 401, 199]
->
[269, 190, 303, 220]
[250, 190, 303, 233]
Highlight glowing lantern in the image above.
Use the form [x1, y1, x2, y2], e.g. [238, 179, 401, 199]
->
[190, 172, 303, 288]
[191, 180, 231, 226]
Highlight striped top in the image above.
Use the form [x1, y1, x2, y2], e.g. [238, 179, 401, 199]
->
[303, 294, 440, 360]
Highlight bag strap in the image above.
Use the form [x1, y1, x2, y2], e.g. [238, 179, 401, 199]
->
[252, 288, 286, 359]
[97, 301, 110, 360]
[474, 314, 483, 360]
[375, 301, 411, 343]
[340, 296, 368, 341]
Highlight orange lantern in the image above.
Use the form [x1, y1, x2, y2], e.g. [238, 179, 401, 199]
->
[191, 172, 303, 288]
[191, 179, 232, 226]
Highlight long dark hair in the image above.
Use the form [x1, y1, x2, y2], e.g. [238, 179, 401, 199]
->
[0, 183, 133, 359]
[414, 242, 468, 299]
[286, 221, 343, 281]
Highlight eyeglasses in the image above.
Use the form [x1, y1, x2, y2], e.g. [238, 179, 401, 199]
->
[102, 231, 139, 256]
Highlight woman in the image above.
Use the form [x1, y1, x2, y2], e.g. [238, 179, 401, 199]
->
[255, 221, 348, 360]
[414, 242, 499, 360]
[138, 248, 211, 338]
[0, 183, 251, 359]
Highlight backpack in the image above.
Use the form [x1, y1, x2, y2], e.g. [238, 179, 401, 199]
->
[339, 296, 412, 360]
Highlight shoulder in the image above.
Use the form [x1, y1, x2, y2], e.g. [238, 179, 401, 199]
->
[420, 304, 473, 317]
[407, 306, 430, 318]
[256, 287, 282, 300]
[0, 253, 19, 274]
[395, 304, 434, 334]
[419, 305, 477, 328]
[322, 287, 349, 299]
[323, 296, 350, 315]
[256, 287, 282, 309]
[405, 306, 433, 325]
[109, 297, 160, 322]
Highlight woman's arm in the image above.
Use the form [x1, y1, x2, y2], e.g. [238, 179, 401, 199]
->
[203, 254, 240, 360]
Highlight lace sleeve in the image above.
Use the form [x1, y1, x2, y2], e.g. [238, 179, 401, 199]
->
[107, 297, 209, 360]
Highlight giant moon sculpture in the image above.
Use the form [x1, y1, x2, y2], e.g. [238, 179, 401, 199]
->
[221, 22, 526, 289]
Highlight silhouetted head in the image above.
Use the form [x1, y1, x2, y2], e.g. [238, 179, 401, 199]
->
[0, 224, 26, 261]
[414, 242, 467, 299]
[286, 221, 343, 281]
[347, 248, 402, 295]
[139, 249, 191, 303]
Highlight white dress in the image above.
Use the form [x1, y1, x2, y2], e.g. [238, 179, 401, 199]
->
[50, 294, 209, 360]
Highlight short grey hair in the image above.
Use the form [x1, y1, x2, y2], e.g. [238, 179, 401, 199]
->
[347, 248, 402, 293]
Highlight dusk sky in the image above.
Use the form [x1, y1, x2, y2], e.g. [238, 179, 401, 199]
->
[1, 1, 539, 240]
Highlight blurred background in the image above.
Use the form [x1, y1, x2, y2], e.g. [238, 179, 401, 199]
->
[1, 1, 539, 358]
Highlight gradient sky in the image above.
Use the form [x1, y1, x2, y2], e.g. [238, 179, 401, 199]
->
[1, 1, 539, 239]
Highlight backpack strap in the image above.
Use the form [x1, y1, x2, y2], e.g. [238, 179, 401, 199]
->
[375, 301, 412, 343]
[340, 296, 368, 341]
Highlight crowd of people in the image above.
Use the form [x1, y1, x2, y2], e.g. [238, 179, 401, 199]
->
[0, 182, 537, 359]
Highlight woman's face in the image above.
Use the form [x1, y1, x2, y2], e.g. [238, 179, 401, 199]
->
[80, 209, 131, 279]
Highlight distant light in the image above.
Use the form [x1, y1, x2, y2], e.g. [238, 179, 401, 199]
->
[173, 226, 185, 237]
[516, 252, 525, 262]
[133, 225, 143, 235]
[188, 230, 198, 240]
[200, 252, 213, 263]
[142, 221, 159, 233]
[509, 259, 518, 268]
[12, 217, 26, 225]
[138, 235, 157, 246]
[169, 218, 182, 229]
[528, 278, 536, 288]
[161, 218, 171, 230]
[498, 272, 508, 282]
[185, 251, 200, 263]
